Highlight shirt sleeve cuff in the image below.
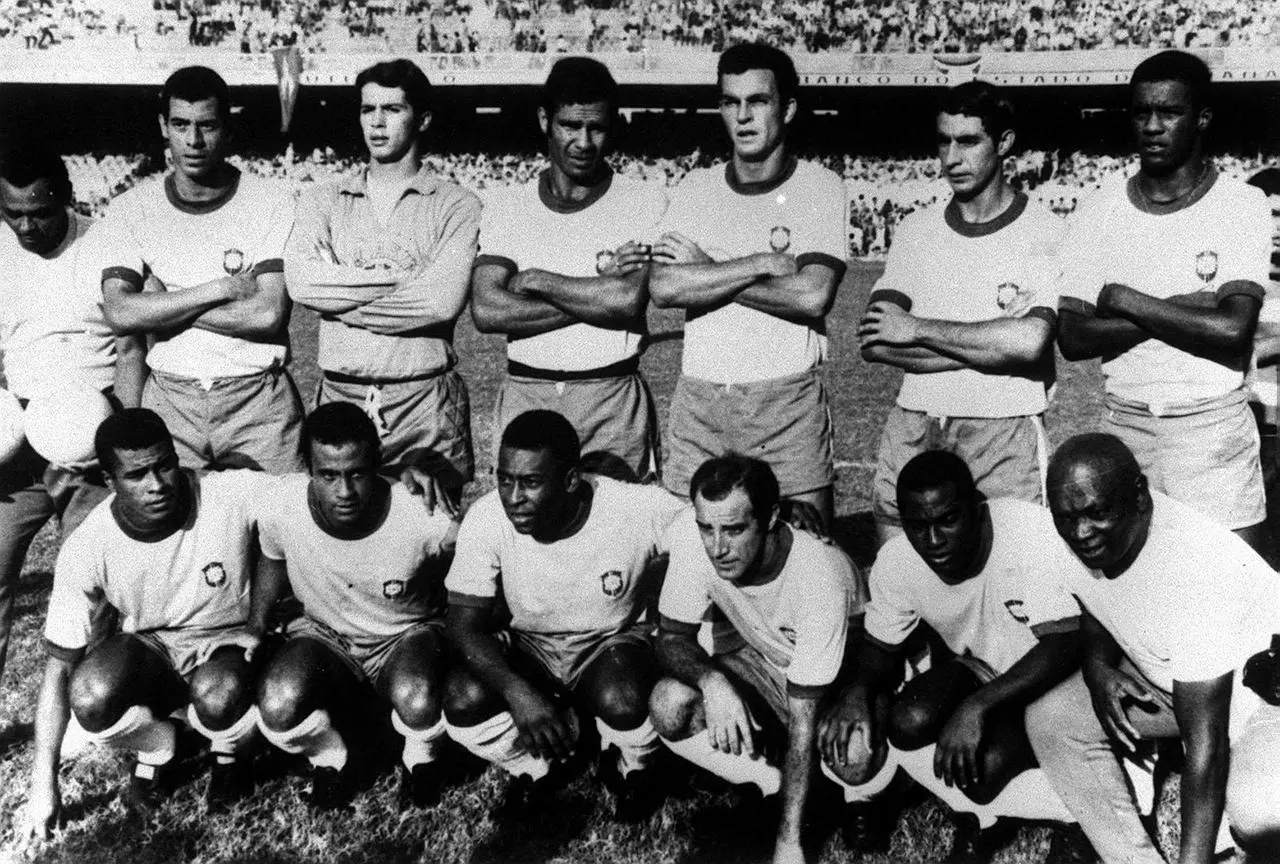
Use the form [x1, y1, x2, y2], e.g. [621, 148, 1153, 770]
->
[658, 614, 701, 635]
[795, 252, 847, 283]
[102, 266, 143, 291]
[1217, 280, 1265, 303]
[251, 257, 285, 276]
[474, 254, 518, 276]
[446, 590, 495, 609]
[785, 680, 829, 700]
[1025, 306, 1057, 326]
[44, 639, 85, 665]
[1030, 616, 1080, 638]
[1058, 295, 1096, 315]
[867, 288, 912, 311]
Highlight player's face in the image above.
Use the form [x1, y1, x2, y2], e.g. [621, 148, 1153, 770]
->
[0, 176, 68, 255]
[360, 83, 429, 164]
[161, 97, 228, 182]
[899, 483, 983, 580]
[694, 488, 774, 583]
[106, 443, 183, 529]
[540, 101, 611, 185]
[1049, 463, 1150, 575]
[1131, 80, 1207, 176]
[497, 446, 576, 537]
[718, 69, 794, 162]
[937, 112, 1008, 200]
[308, 439, 379, 529]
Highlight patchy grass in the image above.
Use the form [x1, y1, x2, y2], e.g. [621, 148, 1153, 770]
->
[0, 263, 1214, 864]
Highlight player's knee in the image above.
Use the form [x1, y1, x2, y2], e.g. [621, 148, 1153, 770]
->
[822, 735, 886, 787]
[68, 662, 129, 733]
[190, 664, 253, 730]
[648, 677, 700, 740]
[256, 666, 311, 731]
[388, 674, 441, 730]
[590, 675, 651, 731]
[886, 699, 938, 751]
[442, 668, 499, 726]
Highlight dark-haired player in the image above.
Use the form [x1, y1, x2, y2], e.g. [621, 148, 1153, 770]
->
[1057, 50, 1272, 555]
[443, 410, 684, 820]
[21, 409, 271, 841]
[251, 402, 459, 810]
[0, 139, 144, 701]
[472, 56, 665, 481]
[99, 66, 303, 474]
[649, 454, 864, 864]
[285, 58, 480, 504]
[651, 43, 847, 531]
[859, 82, 1060, 547]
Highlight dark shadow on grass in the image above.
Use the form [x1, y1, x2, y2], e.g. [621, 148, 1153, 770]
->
[467, 777, 596, 864]
[0, 720, 34, 755]
[673, 790, 779, 864]
[832, 510, 878, 569]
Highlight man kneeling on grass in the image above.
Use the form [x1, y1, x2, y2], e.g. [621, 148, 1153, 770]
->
[442, 410, 685, 821]
[251, 402, 460, 811]
[23, 409, 271, 840]
[648, 454, 867, 864]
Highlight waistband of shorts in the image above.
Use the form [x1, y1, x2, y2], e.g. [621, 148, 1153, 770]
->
[507, 356, 639, 382]
[681, 365, 821, 393]
[1104, 387, 1247, 418]
[323, 367, 448, 386]
[894, 405, 1044, 423]
[151, 366, 285, 391]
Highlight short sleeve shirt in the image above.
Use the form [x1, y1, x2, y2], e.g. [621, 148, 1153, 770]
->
[477, 171, 667, 372]
[44, 470, 268, 657]
[257, 474, 456, 650]
[661, 158, 848, 384]
[446, 477, 686, 635]
[660, 512, 866, 694]
[865, 498, 1083, 676]
[98, 171, 293, 380]
[872, 195, 1061, 418]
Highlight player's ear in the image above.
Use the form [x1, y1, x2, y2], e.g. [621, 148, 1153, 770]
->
[996, 127, 1016, 159]
[782, 96, 797, 127]
[1196, 105, 1212, 135]
[157, 112, 167, 140]
[564, 463, 581, 494]
[537, 106, 550, 137]
[766, 503, 781, 532]
[417, 110, 433, 134]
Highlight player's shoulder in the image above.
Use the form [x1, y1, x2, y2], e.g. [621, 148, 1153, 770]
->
[790, 528, 858, 585]
[868, 531, 920, 581]
[790, 158, 845, 193]
[672, 163, 723, 195]
[608, 173, 668, 207]
[419, 173, 483, 211]
[199, 468, 281, 502]
[235, 171, 295, 209]
[1209, 171, 1268, 209]
[102, 175, 164, 219]
[58, 495, 117, 558]
[458, 488, 506, 532]
[386, 480, 456, 533]
[594, 476, 682, 513]
[987, 496, 1053, 528]
[1015, 195, 1067, 236]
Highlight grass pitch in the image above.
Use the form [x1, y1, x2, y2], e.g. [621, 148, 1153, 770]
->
[0, 263, 1209, 863]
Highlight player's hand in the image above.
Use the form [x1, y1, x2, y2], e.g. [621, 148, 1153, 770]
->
[508, 269, 542, 296]
[400, 466, 460, 520]
[1000, 290, 1036, 319]
[858, 301, 919, 347]
[18, 776, 61, 850]
[1083, 661, 1154, 752]
[700, 672, 755, 757]
[772, 836, 808, 864]
[781, 499, 828, 541]
[195, 631, 263, 665]
[608, 240, 651, 275]
[934, 695, 988, 791]
[652, 231, 712, 265]
[507, 682, 577, 762]
[757, 252, 797, 279]
[817, 685, 879, 774]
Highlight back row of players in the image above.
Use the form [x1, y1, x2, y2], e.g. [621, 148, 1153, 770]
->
[2, 40, 1279, 864]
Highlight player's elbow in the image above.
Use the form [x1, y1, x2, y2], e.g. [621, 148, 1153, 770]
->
[799, 285, 836, 320]
[469, 292, 508, 334]
[648, 267, 683, 309]
[1056, 328, 1097, 362]
[102, 303, 148, 337]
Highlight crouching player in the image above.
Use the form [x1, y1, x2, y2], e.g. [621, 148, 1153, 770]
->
[22, 409, 268, 839]
[251, 403, 459, 810]
[648, 454, 867, 864]
[443, 410, 685, 821]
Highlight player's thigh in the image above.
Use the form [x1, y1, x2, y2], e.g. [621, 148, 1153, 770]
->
[69, 633, 186, 731]
[381, 372, 474, 489]
[211, 370, 305, 474]
[662, 375, 725, 499]
[965, 705, 1037, 803]
[871, 406, 932, 529]
[951, 415, 1045, 506]
[888, 660, 983, 750]
[443, 633, 558, 725]
[142, 374, 210, 470]
[258, 636, 365, 729]
[572, 634, 658, 730]
[739, 371, 835, 500]
[376, 623, 448, 727]
[0, 469, 54, 606]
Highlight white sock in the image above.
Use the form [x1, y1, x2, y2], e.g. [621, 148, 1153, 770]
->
[445, 712, 550, 780]
[597, 717, 661, 778]
[86, 705, 176, 767]
[1121, 749, 1158, 817]
[187, 704, 259, 763]
[392, 712, 447, 770]
[895, 744, 996, 828]
[257, 709, 348, 771]
[660, 730, 781, 796]
[821, 747, 899, 803]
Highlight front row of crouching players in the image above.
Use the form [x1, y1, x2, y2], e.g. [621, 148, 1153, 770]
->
[442, 409, 684, 820]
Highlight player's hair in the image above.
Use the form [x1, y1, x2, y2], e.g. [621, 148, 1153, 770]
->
[1046, 433, 1144, 500]
[301, 402, 381, 469]
[500, 410, 581, 473]
[356, 59, 433, 118]
[689, 453, 780, 529]
[94, 408, 174, 475]
[939, 81, 1016, 144]
[1130, 50, 1212, 109]
[1247, 168, 1280, 197]
[580, 450, 639, 483]
[896, 450, 979, 509]
[0, 138, 73, 204]
[717, 43, 798, 106]
[160, 66, 231, 120]
[542, 56, 618, 117]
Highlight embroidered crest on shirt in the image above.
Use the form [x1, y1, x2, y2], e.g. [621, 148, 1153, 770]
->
[1195, 250, 1219, 286]
[769, 226, 791, 253]
[222, 249, 245, 276]
[996, 282, 1022, 311]
[202, 562, 227, 587]
[595, 249, 615, 275]
[383, 580, 406, 599]
[600, 570, 626, 598]
[1004, 599, 1029, 624]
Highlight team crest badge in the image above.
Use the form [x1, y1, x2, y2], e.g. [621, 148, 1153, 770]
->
[222, 248, 246, 276]
[202, 562, 227, 588]
[769, 226, 791, 253]
[1195, 250, 1219, 285]
[1004, 599, 1029, 624]
[595, 249, 615, 274]
[600, 570, 625, 598]
[383, 580, 406, 599]
[996, 282, 1022, 311]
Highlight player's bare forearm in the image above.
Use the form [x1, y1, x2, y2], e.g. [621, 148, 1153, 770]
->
[735, 264, 839, 323]
[519, 267, 649, 328]
[112, 334, 146, 408]
[1254, 320, 1280, 367]
[970, 630, 1080, 715]
[1057, 300, 1150, 361]
[777, 695, 821, 855]
[861, 343, 967, 372]
[102, 274, 234, 336]
[191, 273, 290, 341]
[910, 315, 1054, 370]
[656, 618, 718, 690]
[347, 264, 471, 336]
[445, 604, 538, 701]
[248, 557, 290, 638]
[31, 657, 73, 799]
[649, 254, 784, 310]
[470, 265, 581, 337]
[1173, 675, 1232, 864]
[1099, 283, 1260, 363]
